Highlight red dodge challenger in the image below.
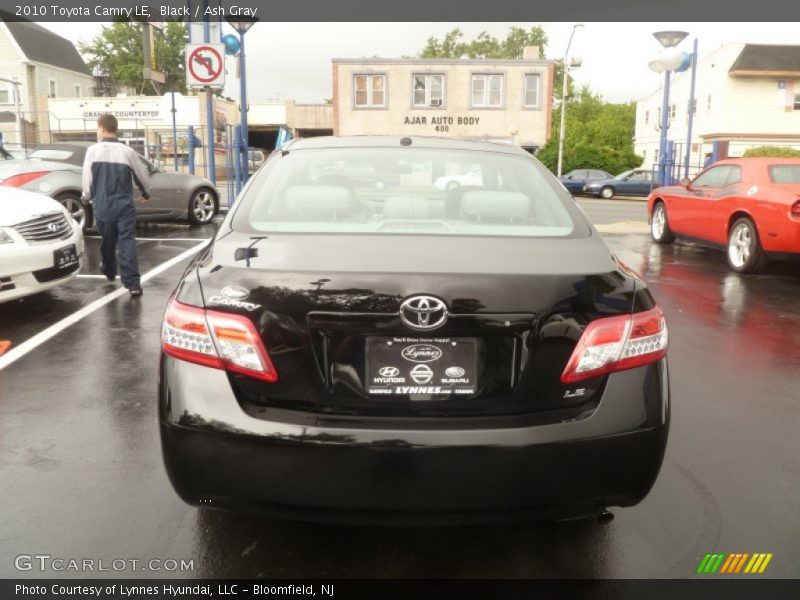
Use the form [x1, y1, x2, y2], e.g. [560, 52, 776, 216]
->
[647, 157, 800, 273]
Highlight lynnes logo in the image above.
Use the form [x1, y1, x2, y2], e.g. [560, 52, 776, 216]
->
[401, 344, 442, 363]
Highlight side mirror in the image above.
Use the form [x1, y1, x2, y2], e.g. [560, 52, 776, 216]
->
[679, 177, 692, 188]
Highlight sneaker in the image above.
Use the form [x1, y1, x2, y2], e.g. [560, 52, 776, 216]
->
[128, 286, 143, 297]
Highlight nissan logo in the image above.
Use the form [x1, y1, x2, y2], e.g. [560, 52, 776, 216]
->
[399, 295, 448, 331]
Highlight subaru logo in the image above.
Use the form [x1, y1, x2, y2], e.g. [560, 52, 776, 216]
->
[378, 366, 400, 377]
[399, 295, 448, 331]
[221, 286, 250, 300]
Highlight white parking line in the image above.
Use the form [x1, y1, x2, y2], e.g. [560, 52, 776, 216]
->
[76, 274, 109, 279]
[0, 240, 209, 372]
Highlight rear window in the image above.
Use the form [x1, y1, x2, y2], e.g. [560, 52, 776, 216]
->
[232, 147, 586, 238]
[769, 165, 800, 184]
[29, 149, 74, 161]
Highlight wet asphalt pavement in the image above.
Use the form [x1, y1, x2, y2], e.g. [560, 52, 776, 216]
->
[0, 211, 798, 580]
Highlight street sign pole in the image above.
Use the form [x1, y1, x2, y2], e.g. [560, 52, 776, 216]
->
[203, 0, 216, 185]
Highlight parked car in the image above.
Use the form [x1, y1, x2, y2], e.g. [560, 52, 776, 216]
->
[584, 169, 655, 199]
[159, 135, 670, 523]
[433, 165, 484, 191]
[247, 148, 267, 172]
[0, 142, 219, 231]
[0, 188, 84, 303]
[560, 169, 613, 195]
[648, 157, 800, 273]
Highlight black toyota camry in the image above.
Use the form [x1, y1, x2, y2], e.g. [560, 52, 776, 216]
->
[159, 136, 669, 523]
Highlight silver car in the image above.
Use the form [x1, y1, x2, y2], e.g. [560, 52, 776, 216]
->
[0, 142, 219, 231]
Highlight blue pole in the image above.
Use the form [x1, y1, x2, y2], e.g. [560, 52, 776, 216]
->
[203, 0, 216, 185]
[684, 38, 699, 179]
[239, 30, 249, 180]
[657, 70, 671, 186]
[233, 124, 242, 195]
[187, 125, 195, 174]
[171, 90, 178, 171]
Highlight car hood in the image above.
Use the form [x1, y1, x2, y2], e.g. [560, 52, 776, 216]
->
[0, 188, 67, 226]
[0, 159, 79, 182]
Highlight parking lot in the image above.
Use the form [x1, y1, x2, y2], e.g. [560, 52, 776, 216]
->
[1, 200, 798, 579]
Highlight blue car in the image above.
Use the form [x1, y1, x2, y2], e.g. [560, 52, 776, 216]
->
[559, 168, 613, 195]
[583, 169, 655, 199]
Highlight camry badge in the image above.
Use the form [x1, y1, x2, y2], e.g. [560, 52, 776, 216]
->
[222, 286, 250, 300]
[399, 295, 448, 331]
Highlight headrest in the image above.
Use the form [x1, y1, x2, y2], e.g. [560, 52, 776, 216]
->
[283, 185, 354, 220]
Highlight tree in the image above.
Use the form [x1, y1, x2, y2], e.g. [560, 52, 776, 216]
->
[79, 21, 187, 94]
[536, 87, 642, 176]
[743, 145, 800, 158]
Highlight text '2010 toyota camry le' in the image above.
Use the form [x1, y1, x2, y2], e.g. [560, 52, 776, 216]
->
[159, 136, 669, 524]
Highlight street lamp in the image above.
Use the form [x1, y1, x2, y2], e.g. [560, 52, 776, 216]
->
[649, 30, 688, 186]
[225, 16, 258, 186]
[556, 23, 583, 178]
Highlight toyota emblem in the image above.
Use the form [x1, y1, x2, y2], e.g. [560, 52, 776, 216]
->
[399, 295, 448, 331]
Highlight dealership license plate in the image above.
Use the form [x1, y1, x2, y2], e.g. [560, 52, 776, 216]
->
[53, 245, 79, 271]
[365, 336, 477, 397]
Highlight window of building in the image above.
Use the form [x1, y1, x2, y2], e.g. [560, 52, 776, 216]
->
[642, 149, 647, 162]
[0, 84, 12, 104]
[645, 110, 649, 125]
[523, 73, 541, 108]
[690, 98, 697, 115]
[353, 74, 386, 108]
[707, 94, 712, 112]
[654, 149, 658, 162]
[471, 74, 504, 108]
[74, 84, 82, 98]
[669, 104, 676, 119]
[794, 93, 800, 111]
[412, 74, 444, 108]
[48, 79, 57, 98]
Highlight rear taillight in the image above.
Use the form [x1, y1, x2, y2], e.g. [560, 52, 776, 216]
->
[0, 171, 50, 187]
[791, 199, 800, 217]
[561, 306, 668, 383]
[161, 296, 278, 382]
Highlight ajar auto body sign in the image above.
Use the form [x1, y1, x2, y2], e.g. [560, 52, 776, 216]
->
[403, 115, 481, 133]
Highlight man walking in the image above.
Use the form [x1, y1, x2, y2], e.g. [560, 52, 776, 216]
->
[81, 114, 151, 296]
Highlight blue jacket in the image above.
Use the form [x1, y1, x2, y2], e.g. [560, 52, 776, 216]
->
[81, 138, 152, 221]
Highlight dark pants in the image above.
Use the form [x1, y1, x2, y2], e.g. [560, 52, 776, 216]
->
[96, 212, 140, 289]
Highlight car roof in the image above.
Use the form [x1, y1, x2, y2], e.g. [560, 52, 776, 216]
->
[281, 135, 532, 156]
[30, 142, 90, 166]
[713, 157, 800, 166]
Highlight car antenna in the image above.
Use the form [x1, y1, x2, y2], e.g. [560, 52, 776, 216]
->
[234, 236, 269, 268]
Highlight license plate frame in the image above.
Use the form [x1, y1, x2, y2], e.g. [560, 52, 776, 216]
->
[365, 336, 478, 398]
[53, 244, 79, 271]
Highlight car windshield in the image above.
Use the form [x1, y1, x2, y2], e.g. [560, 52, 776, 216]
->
[29, 149, 74, 161]
[768, 164, 800, 184]
[614, 170, 634, 180]
[233, 147, 585, 238]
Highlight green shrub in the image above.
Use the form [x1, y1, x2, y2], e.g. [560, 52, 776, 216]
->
[742, 146, 800, 158]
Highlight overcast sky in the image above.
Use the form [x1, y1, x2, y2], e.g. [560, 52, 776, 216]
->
[42, 22, 800, 104]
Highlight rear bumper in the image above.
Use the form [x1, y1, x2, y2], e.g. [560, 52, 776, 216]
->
[159, 356, 670, 523]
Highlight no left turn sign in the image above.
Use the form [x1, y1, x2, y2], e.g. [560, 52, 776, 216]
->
[186, 43, 226, 88]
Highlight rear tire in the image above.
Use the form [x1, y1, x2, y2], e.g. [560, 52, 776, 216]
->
[727, 218, 768, 274]
[188, 188, 217, 226]
[57, 193, 93, 232]
[600, 186, 615, 199]
[650, 202, 675, 244]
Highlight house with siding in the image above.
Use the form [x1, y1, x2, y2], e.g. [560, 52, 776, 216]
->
[634, 43, 800, 176]
[0, 18, 94, 148]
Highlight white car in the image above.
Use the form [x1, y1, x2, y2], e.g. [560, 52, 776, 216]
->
[433, 165, 484, 191]
[0, 188, 84, 303]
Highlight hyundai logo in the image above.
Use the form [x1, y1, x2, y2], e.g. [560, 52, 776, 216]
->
[378, 366, 400, 377]
[221, 286, 250, 300]
[399, 295, 448, 331]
